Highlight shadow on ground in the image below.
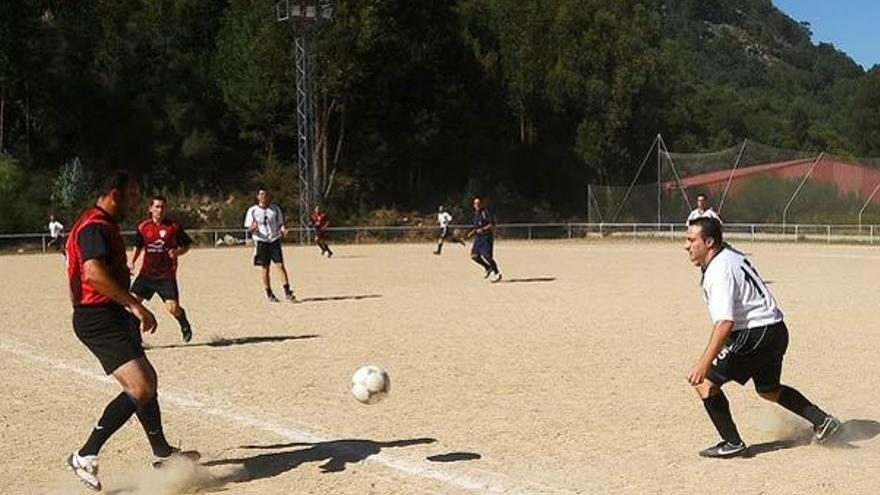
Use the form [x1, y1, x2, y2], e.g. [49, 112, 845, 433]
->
[203, 438, 437, 484]
[296, 294, 382, 303]
[748, 419, 880, 457]
[426, 452, 482, 462]
[500, 277, 556, 284]
[147, 334, 320, 350]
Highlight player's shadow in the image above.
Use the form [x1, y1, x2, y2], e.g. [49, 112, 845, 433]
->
[427, 452, 482, 462]
[748, 419, 880, 456]
[499, 277, 556, 284]
[296, 294, 382, 303]
[147, 334, 320, 350]
[204, 438, 436, 483]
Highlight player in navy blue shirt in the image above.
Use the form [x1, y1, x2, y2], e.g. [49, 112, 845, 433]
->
[465, 197, 502, 282]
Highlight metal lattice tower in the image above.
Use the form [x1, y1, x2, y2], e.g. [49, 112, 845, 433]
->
[276, 1, 332, 243]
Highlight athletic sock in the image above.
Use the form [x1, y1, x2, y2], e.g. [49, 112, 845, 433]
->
[487, 259, 499, 274]
[471, 257, 490, 270]
[436, 243, 443, 253]
[265, 287, 275, 297]
[174, 308, 190, 329]
[79, 392, 139, 456]
[283, 283, 293, 296]
[135, 395, 173, 457]
[776, 386, 828, 427]
[703, 392, 743, 445]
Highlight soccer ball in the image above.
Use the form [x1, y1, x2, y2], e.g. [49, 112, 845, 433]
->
[350, 364, 390, 404]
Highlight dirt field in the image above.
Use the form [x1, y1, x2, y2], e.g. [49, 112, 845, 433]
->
[1, 240, 879, 494]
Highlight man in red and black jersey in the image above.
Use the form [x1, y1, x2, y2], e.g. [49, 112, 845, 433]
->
[130, 195, 194, 342]
[309, 205, 333, 257]
[65, 172, 198, 491]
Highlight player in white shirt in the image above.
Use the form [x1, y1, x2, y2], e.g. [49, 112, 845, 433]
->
[244, 187, 295, 302]
[433, 205, 464, 255]
[48, 214, 65, 253]
[686, 193, 722, 224]
[684, 217, 840, 458]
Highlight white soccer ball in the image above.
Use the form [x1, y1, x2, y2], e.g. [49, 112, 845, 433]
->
[350, 364, 390, 404]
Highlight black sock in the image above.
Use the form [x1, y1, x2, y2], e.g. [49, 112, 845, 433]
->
[472, 257, 490, 270]
[79, 392, 138, 456]
[436, 243, 443, 253]
[323, 243, 332, 255]
[265, 287, 274, 297]
[136, 395, 173, 457]
[487, 259, 499, 274]
[703, 392, 743, 445]
[776, 385, 828, 427]
[175, 308, 190, 329]
[283, 283, 293, 295]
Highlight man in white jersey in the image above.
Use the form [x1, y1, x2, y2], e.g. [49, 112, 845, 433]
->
[684, 217, 840, 458]
[244, 187, 295, 302]
[433, 205, 464, 255]
[686, 193, 722, 224]
[48, 214, 65, 253]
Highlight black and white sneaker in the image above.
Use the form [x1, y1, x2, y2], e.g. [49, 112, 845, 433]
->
[814, 416, 841, 444]
[698, 440, 747, 458]
[267, 293, 280, 303]
[152, 447, 202, 469]
[491, 272, 503, 283]
[67, 452, 101, 491]
[285, 291, 296, 302]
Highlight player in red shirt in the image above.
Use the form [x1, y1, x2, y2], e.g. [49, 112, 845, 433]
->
[309, 205, 333, 257]
[129, 195, 194, 342]
[65, 172, 198, 491]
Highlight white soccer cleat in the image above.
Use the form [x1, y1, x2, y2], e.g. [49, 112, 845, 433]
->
[67, 452, 101, 491]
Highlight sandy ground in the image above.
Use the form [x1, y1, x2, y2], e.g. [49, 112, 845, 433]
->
[1, 240, 879, 495]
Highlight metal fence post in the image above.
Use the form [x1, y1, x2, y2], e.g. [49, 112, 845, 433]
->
[872, 225, 875, 244]
[670, 223, 674, 241]
[41, 235, 46, 252]
[528, 226, 532, 240]
[567, 224, 572, 239]
[827, 225, 831, 243]
[751, 224, 755, 243]
[213, 231, 218, 247]
[633, 224, 637, 239]
[794, 225, 799, 241]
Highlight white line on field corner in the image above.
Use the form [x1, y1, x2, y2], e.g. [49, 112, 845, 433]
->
[0, 338, 552, 495]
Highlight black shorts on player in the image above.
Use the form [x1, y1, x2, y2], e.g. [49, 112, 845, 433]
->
[706, 321, 789, 393]
[253, 239, 284, 266]
[73, 305, 144, 375]
[471, 236, 494, 258]
[131, 276, 180, 301]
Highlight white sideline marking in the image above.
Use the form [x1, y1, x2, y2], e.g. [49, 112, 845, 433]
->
[0, 339, 542, 494]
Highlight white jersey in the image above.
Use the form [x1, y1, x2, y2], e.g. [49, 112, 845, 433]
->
[48, 220, 64, 238]
[437, 211, 453, 228]
[687, 207, 721, 224]
[244, 204, 285, 243]
[701, 246, 783, 329]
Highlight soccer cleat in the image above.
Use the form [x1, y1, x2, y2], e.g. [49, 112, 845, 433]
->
[152, 447, 202, 469]
[285, 291, 296, 302]
[267, 293, 280, 303]
[814, 416, 841, 444]
[698, 440, 747, 458]
[67, 452, 101, 492]
[180, 324, 193, 343]
[433, 250, 440, 255]
[491, 272, 503, 283]
[326, 250, 333, 258]
[483, 269, 492, 279]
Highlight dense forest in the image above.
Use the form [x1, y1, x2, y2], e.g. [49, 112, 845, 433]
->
[1, 0, 878, 232]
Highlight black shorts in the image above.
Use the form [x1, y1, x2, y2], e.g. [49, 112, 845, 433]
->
[254, 239, 284, 266]
[471, 236, 494, 258]
[131, 275, 179, 301]
[314, 228, 329, 241]
[440, 226, 452, 239]
[73, 305, 144, 375]
[707, 321, 789, 392]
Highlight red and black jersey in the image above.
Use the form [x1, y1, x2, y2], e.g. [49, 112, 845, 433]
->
[309, 212, 329, 231]
[135, 218, 192, 280]
[66, 207, 129, 307]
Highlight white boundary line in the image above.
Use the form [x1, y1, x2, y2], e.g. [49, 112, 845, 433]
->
[1, 338, 549, 494]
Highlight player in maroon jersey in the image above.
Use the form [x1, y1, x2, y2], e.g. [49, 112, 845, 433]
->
[309, 205, 333, 257]
[129, 195, 194, 342]
[65, 172, 198, 492]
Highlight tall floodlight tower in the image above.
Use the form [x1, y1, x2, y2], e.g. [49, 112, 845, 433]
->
[275, 0, 332, 243]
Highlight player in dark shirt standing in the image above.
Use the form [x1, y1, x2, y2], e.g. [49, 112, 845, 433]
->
[129, 195, 194, 342]
[65, 172, 198, 492]
[466, 197, 502, 282]
[309, 205, 333, 257]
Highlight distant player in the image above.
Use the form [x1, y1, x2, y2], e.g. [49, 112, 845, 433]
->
[465, 197, 502, 282]
[244, 186, 295, 302]
[309, 205, 333, 257]
[48, 214, 65, 254]
[129, 195, 194, 343]
[686, 193, 722, 224]
[684, 217, 840, 458]
[433, 205, 464, 255]
[65, 171, 199, 491]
